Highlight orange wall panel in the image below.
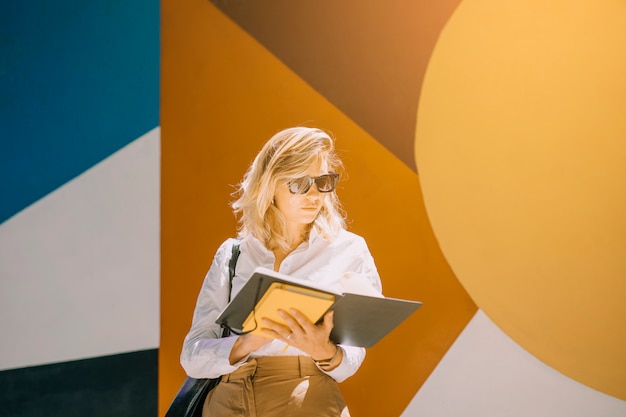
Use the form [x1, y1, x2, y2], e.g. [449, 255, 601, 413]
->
[160, 2, 475, 415]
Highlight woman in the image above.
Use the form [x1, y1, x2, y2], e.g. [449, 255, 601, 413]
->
[181, 127, 382, 416]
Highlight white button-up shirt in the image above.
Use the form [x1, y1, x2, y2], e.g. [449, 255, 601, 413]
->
[181, 228, 382, 383]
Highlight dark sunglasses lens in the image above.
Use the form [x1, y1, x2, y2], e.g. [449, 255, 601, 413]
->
[316, 174, 338, 192]
[288, 177, 312, 194]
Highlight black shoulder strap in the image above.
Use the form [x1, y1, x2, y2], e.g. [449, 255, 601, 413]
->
[221, 241, 241, 339]
[227, 241, 241, 303]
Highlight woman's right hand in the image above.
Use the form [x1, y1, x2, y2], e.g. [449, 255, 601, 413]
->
[229, 333, 272, 364]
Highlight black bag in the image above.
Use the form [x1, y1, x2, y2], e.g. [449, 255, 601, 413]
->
[165, 242, 241, 417]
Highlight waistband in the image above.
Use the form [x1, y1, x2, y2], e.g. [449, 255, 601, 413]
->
[222, 356, 323, 382]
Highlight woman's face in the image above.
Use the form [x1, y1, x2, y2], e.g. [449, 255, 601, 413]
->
[274, 157, 329, 233]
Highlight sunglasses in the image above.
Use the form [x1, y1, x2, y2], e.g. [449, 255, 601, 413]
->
[287, 173, 339, 194]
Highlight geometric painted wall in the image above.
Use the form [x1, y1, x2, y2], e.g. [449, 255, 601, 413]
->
[3, 0, 625, 416]
[415, 0, 626, 409]
[0, 2, 159, 415]
[159, 2, 475, 416]
[161, 1, 626, 416]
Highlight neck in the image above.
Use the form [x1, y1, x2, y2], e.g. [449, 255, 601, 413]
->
[272, 230, 306, 272]
[285, 223, 308, 249]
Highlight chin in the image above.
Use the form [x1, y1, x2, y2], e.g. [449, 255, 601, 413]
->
[300, 211, 320, 223]
[300, 216, 318, 224]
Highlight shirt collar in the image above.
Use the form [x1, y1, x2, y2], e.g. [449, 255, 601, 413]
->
[242, 226, 322, 253]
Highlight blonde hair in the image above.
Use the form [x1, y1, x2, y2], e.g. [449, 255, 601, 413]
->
[232, 127, 346, 251]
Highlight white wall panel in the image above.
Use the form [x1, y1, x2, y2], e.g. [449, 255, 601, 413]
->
[402, 310, 626, 417]
[0, 127, 160, 370]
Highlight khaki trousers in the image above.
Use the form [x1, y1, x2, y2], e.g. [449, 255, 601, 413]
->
[202, 356, 350, 417]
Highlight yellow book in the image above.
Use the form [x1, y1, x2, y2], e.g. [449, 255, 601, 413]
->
[242, 282, 336, 336]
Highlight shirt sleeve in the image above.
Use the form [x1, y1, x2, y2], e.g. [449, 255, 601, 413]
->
[180, 239, 243, 379]
[319, 345, 366, 383]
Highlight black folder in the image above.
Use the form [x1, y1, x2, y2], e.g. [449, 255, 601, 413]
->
[215, 267, 422, 348]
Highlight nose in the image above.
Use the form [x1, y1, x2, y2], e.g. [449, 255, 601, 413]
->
[306, 182, 321, 197]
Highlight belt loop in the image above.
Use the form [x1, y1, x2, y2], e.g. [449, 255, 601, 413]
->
[297, 356, 302, 378]
[250, 358, 258, 378]
[298, 356, 306, 378]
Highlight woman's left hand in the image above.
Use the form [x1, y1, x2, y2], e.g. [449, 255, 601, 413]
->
[261, 309, 338, 361]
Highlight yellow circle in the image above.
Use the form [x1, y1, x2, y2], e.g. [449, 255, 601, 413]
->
[416, 0, 626, 400]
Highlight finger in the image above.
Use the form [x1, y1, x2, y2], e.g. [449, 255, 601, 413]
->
[321, 310, 334, 330]
[259, 327, 279, 339]
[259, 325, 290, 341]
[261, 317, 289, 333]
[262, 328, 294, 347]
[285, 308, 314, 330]
[280, 309, 307, 331]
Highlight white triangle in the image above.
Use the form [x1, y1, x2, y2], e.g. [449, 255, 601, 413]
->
[401, 310, 626, 416]
[0, 127, 160, 370]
